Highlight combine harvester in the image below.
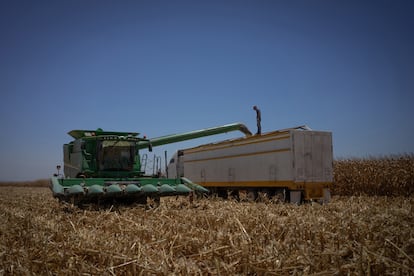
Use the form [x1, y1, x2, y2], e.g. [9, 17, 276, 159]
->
[167, 126, 333, 203]
[50, 123, 252, 205]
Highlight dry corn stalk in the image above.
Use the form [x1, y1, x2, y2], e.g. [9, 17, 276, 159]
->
[0, 187, 413, 275]
[333, 154, 414, 196]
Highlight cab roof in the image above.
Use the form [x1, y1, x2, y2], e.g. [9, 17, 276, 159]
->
[68, 129, 139, 139]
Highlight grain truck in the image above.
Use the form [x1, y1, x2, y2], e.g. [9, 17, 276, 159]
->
[167, 126, 333, 203]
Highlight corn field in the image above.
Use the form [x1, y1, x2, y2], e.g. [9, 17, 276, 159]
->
[1, 155, 413, 274]
[1, 187, 413, 275]
[333, 154, 414, 196]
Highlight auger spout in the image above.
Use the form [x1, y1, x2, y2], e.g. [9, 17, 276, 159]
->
[137, 122, 252, 150]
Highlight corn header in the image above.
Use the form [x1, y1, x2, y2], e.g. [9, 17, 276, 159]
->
[50, 123, 251, 205]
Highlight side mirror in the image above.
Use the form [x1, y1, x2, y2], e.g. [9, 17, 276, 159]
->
[148, 142, 153, 152]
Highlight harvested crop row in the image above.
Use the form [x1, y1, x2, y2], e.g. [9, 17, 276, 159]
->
[333, 154, 414, 196]
[1, 187, 413, 275]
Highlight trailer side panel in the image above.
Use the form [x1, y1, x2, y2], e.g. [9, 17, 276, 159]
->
[169, 129, 333, 201]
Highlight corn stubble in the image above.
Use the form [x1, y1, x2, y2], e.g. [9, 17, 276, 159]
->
[1, 187, 413, 275]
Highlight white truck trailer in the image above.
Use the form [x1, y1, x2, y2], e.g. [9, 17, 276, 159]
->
[167, 126, 333, 203]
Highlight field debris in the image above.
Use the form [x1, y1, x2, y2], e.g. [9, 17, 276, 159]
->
[1, 187, 413, 275]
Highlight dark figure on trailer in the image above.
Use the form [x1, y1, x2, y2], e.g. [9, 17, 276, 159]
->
[253, 105, 261, 135]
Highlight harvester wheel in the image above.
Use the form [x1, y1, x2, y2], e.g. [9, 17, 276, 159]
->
[147, 196, 160, 208]
[135, 197, 148, 205]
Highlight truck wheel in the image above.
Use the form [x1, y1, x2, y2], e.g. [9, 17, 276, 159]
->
[246, 189, 258, 202]
[258, 189, 272, 202]
[289, 191, 302, 204]
[229, 190, 240, 201]
[217, 189, 228, 199]
[274, 188, 287, 203]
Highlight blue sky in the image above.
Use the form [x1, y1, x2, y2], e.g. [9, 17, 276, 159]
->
[0, 0, 413, 181]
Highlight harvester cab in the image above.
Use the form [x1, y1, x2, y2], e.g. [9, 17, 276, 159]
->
[62, 129, 152, 179]
[50, 123, 251, 205]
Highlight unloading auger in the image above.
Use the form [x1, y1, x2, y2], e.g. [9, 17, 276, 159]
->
[50, 123, 252, 205]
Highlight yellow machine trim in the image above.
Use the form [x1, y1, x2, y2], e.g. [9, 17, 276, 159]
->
[184, 133, 291, 155]
[184, 148, 291, 163]
[202, 180, 332, 200]
[202, 180, 294, 188]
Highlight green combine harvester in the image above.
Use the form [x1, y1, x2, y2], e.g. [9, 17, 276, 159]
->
[50, 123, 251, 205]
